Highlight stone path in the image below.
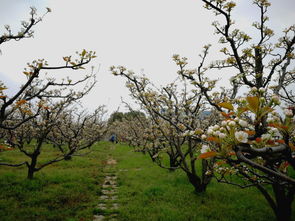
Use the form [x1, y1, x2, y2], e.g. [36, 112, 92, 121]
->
[93, 158, 119, 221]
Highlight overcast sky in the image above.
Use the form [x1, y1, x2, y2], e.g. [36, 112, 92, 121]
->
[0, 0, 294, 114]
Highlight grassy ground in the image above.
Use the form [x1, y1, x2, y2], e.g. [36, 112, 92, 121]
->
[0, 142, 109, 221]
[0, 142, 294, 221]
[109, 143, 295, 221]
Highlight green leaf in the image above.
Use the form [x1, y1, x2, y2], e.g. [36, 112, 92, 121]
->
[81, 49, 86, 57]
[218, 102, 234, 110]
[246, 96, 259, 112]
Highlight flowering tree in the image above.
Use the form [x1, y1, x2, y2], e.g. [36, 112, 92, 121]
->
[0, 7, 51, 45]
[0, 7, 97, 130]
[111, 68, 219, 192]
[108, 111, 148, 148]
[1, 100, 106, 179]
[0, 7, 102, 176]
[175, 0, 295, 220]
[47, 106, 107, 159]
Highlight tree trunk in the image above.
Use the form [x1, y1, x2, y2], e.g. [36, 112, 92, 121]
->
[168, 155, 178, 172]
[201, 159, 213, 186]
[186, 172, 207, 193]
[27, 152, 39, 179]
[147, 151, 156, 162]
[64, 155, 72, 161]
[273, 183, 294, 221]
[275, 205, 291, 221]
[27, 166, 35, 179]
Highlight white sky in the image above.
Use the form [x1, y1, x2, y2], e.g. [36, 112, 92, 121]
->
[0, 0, 294, 114]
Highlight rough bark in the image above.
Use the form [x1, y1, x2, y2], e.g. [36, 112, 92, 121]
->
[27, 152, 39, 179]
[272, 183, 294, 221]
[186, 172, 207, 193]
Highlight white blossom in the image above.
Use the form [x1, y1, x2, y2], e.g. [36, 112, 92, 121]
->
[267, 117, 274, 123]
[238, 119, 248, 127]
[207, 126, 214, 135]
[219, 133, 226, 139]
[189, 131, 195, 136]
[262, 133, 272, 141]
[221, 120, 227, 126]
[213, 125, 220, 130]
[228, 121, 236, 127]
[284, 109, 293, 117]
[220, 127, 226, 132]
[213, 131, 221, 137]
[251, 87, 257, 92]
[201, 145, 210, 153]
[235, 131, 248, 143]
[268, 127, 282, 139]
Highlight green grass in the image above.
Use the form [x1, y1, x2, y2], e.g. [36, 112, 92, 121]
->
[0, 142, 111, 221]
[108, 143, 295, 221]
[0, 142, 294, 221]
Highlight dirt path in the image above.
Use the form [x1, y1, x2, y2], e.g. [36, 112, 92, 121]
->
[93, 155, 119, 221]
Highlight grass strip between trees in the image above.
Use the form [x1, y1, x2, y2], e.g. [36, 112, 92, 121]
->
[0, 141, 294, 221]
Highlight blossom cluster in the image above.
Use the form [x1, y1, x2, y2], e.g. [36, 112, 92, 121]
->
[201, 91, 295, 158]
